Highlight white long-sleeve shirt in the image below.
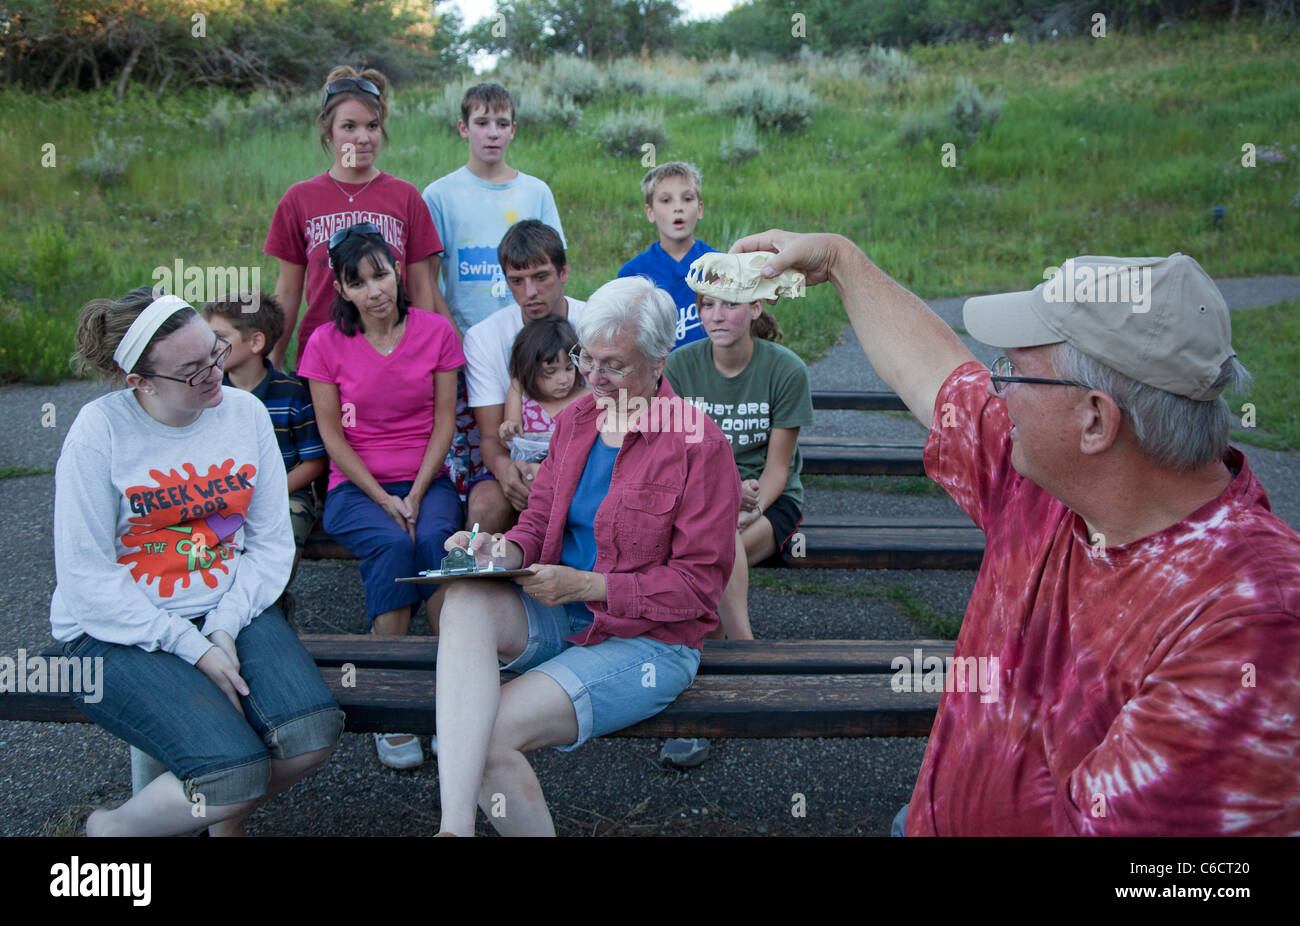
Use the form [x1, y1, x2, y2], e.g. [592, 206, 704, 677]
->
[50, 387, 294, 665]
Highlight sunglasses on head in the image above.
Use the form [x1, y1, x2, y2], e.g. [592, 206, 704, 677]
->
[322, 76, 380, 109]
[328, 221, 385, 252]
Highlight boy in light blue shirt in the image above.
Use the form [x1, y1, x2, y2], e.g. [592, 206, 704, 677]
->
[617, 161, 718, 351]
[423, 83, 566, 332]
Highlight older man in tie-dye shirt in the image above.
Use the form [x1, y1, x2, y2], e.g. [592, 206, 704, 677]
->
[729, 233, 1299, 836]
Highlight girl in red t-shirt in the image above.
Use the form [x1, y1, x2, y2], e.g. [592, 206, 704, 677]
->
[264, 66, 454, 371]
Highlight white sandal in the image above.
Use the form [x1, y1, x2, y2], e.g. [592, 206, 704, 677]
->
[373, 732, 423, 770]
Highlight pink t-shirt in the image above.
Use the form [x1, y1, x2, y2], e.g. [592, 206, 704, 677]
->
[264, 171, 442, 368]
[297, 309, 465, 492]
[908, 361, 1300, 836]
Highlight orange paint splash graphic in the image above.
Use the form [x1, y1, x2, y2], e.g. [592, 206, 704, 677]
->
[117, 460, 256, 598]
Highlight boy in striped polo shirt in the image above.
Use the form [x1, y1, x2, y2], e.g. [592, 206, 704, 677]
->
[203, 294, 326, 577]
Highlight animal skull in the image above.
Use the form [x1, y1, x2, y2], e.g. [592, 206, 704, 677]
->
[685, 251, 805, 302]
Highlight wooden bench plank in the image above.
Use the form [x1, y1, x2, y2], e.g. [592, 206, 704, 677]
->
[811, 391, 908, 412]
[305, 520, 985, 569]
[617, 675, 942, 738]
[0, 692, 90, 724]
[295, 635, 956, 675]
[3, 652, 951, 738]
[800, 437, 927, 476]
[322, 668, 941, 738]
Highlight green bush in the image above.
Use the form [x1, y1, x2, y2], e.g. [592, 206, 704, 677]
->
[898, 109, 947, 146]
[74, 133, 139, 187]
[719, 116, 762, 164]
[605, 58, 650, 95]
[514, 90, 583, 130]
[705, 51, 747, 84]
[865, 45, 919, 90]
[594, 107, 666, 157]
[203, 91, 317, 137]
[948, 76, 1002, 137]
[539, 55, 605, 104]
[709, 82, 816, 133]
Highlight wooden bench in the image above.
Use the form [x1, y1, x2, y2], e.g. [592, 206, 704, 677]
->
[811, 390, 909, 412]
[300, 388, 980, 569]
[303, 519, 984, 571]
[2, 635, 955, 739]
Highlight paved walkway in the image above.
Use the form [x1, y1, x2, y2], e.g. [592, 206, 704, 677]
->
[1, 278, 1295, 835]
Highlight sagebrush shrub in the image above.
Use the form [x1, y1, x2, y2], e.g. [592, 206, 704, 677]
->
[595, 107, 666, 157]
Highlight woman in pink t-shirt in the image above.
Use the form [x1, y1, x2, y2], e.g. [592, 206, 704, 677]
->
[297, 224, 464, 771]
[264, 65, 454, 371]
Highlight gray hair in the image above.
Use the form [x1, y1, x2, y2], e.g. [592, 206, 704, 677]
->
[577, 276, 677, 363]
[1050, 342, 1252, 471]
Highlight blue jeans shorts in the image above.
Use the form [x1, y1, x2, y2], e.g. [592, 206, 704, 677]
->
[65, 606, 344, 806]
[500, 587, 702, 751]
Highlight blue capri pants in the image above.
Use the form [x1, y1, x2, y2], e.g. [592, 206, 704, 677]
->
[322, 477, 463, 627]
[65, 606, 344, 806]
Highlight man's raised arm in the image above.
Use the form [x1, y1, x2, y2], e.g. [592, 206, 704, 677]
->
[731, 230, 976, 426]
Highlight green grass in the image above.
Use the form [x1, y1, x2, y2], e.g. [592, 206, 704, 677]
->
[1225, 300, 1300, 452]
[2, 22, 1298, 391]
[0, 465, 53, 479]
[750, 572, 963, 639]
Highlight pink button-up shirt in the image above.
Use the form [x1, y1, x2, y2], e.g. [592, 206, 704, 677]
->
[505, 376, 740, 650]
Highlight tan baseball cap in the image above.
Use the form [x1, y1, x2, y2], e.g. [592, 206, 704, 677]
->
[963, 253, 1235, 400]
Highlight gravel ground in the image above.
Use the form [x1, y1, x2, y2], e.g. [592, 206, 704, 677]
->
[3, 277, 1296, 837]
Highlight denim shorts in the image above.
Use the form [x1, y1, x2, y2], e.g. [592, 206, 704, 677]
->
[65, 606, 344, 806]
[501, 587, 702, 751]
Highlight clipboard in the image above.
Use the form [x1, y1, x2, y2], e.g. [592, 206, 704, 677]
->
[396, 567, 534, 584]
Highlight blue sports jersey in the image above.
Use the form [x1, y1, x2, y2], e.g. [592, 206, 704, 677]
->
[618, 239, 719, 350]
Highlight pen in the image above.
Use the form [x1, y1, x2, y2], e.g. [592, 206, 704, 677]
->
[466, 522, 479, 553]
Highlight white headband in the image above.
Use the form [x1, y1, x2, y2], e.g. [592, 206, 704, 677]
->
[113, 294, 193, 374]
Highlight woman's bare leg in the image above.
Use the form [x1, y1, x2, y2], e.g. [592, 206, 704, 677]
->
[435, 581, 530, 835]
[476, 671, 580, 836]
[715, 531, 754, 640]
[206, 746, 334, 836]
[86, 772, 257, 837]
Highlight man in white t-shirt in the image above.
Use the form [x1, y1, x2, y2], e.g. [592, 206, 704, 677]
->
[464, 220, 585, 532]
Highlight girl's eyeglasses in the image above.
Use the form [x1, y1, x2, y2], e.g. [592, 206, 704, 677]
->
[143, 337, 233, 387]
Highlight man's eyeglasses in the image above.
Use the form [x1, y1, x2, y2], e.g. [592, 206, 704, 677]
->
[568, 346, 636, 380]
[322, 77, 380, 109]
[988, 356, 1091, 395]
[328, 221, 385, 252]
[144, 337, 232, 387]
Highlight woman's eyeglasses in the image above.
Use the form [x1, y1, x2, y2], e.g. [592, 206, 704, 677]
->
[568, 346, 636, 380]
[144, 337, 232, 387]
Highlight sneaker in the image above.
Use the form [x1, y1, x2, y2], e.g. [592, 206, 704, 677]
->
[658, 737, 710, 769]
[374, 732, 423, 770]
[428, 735, 438, 757]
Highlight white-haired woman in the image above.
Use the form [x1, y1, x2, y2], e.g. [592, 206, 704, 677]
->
[433, 276, 741, 836]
